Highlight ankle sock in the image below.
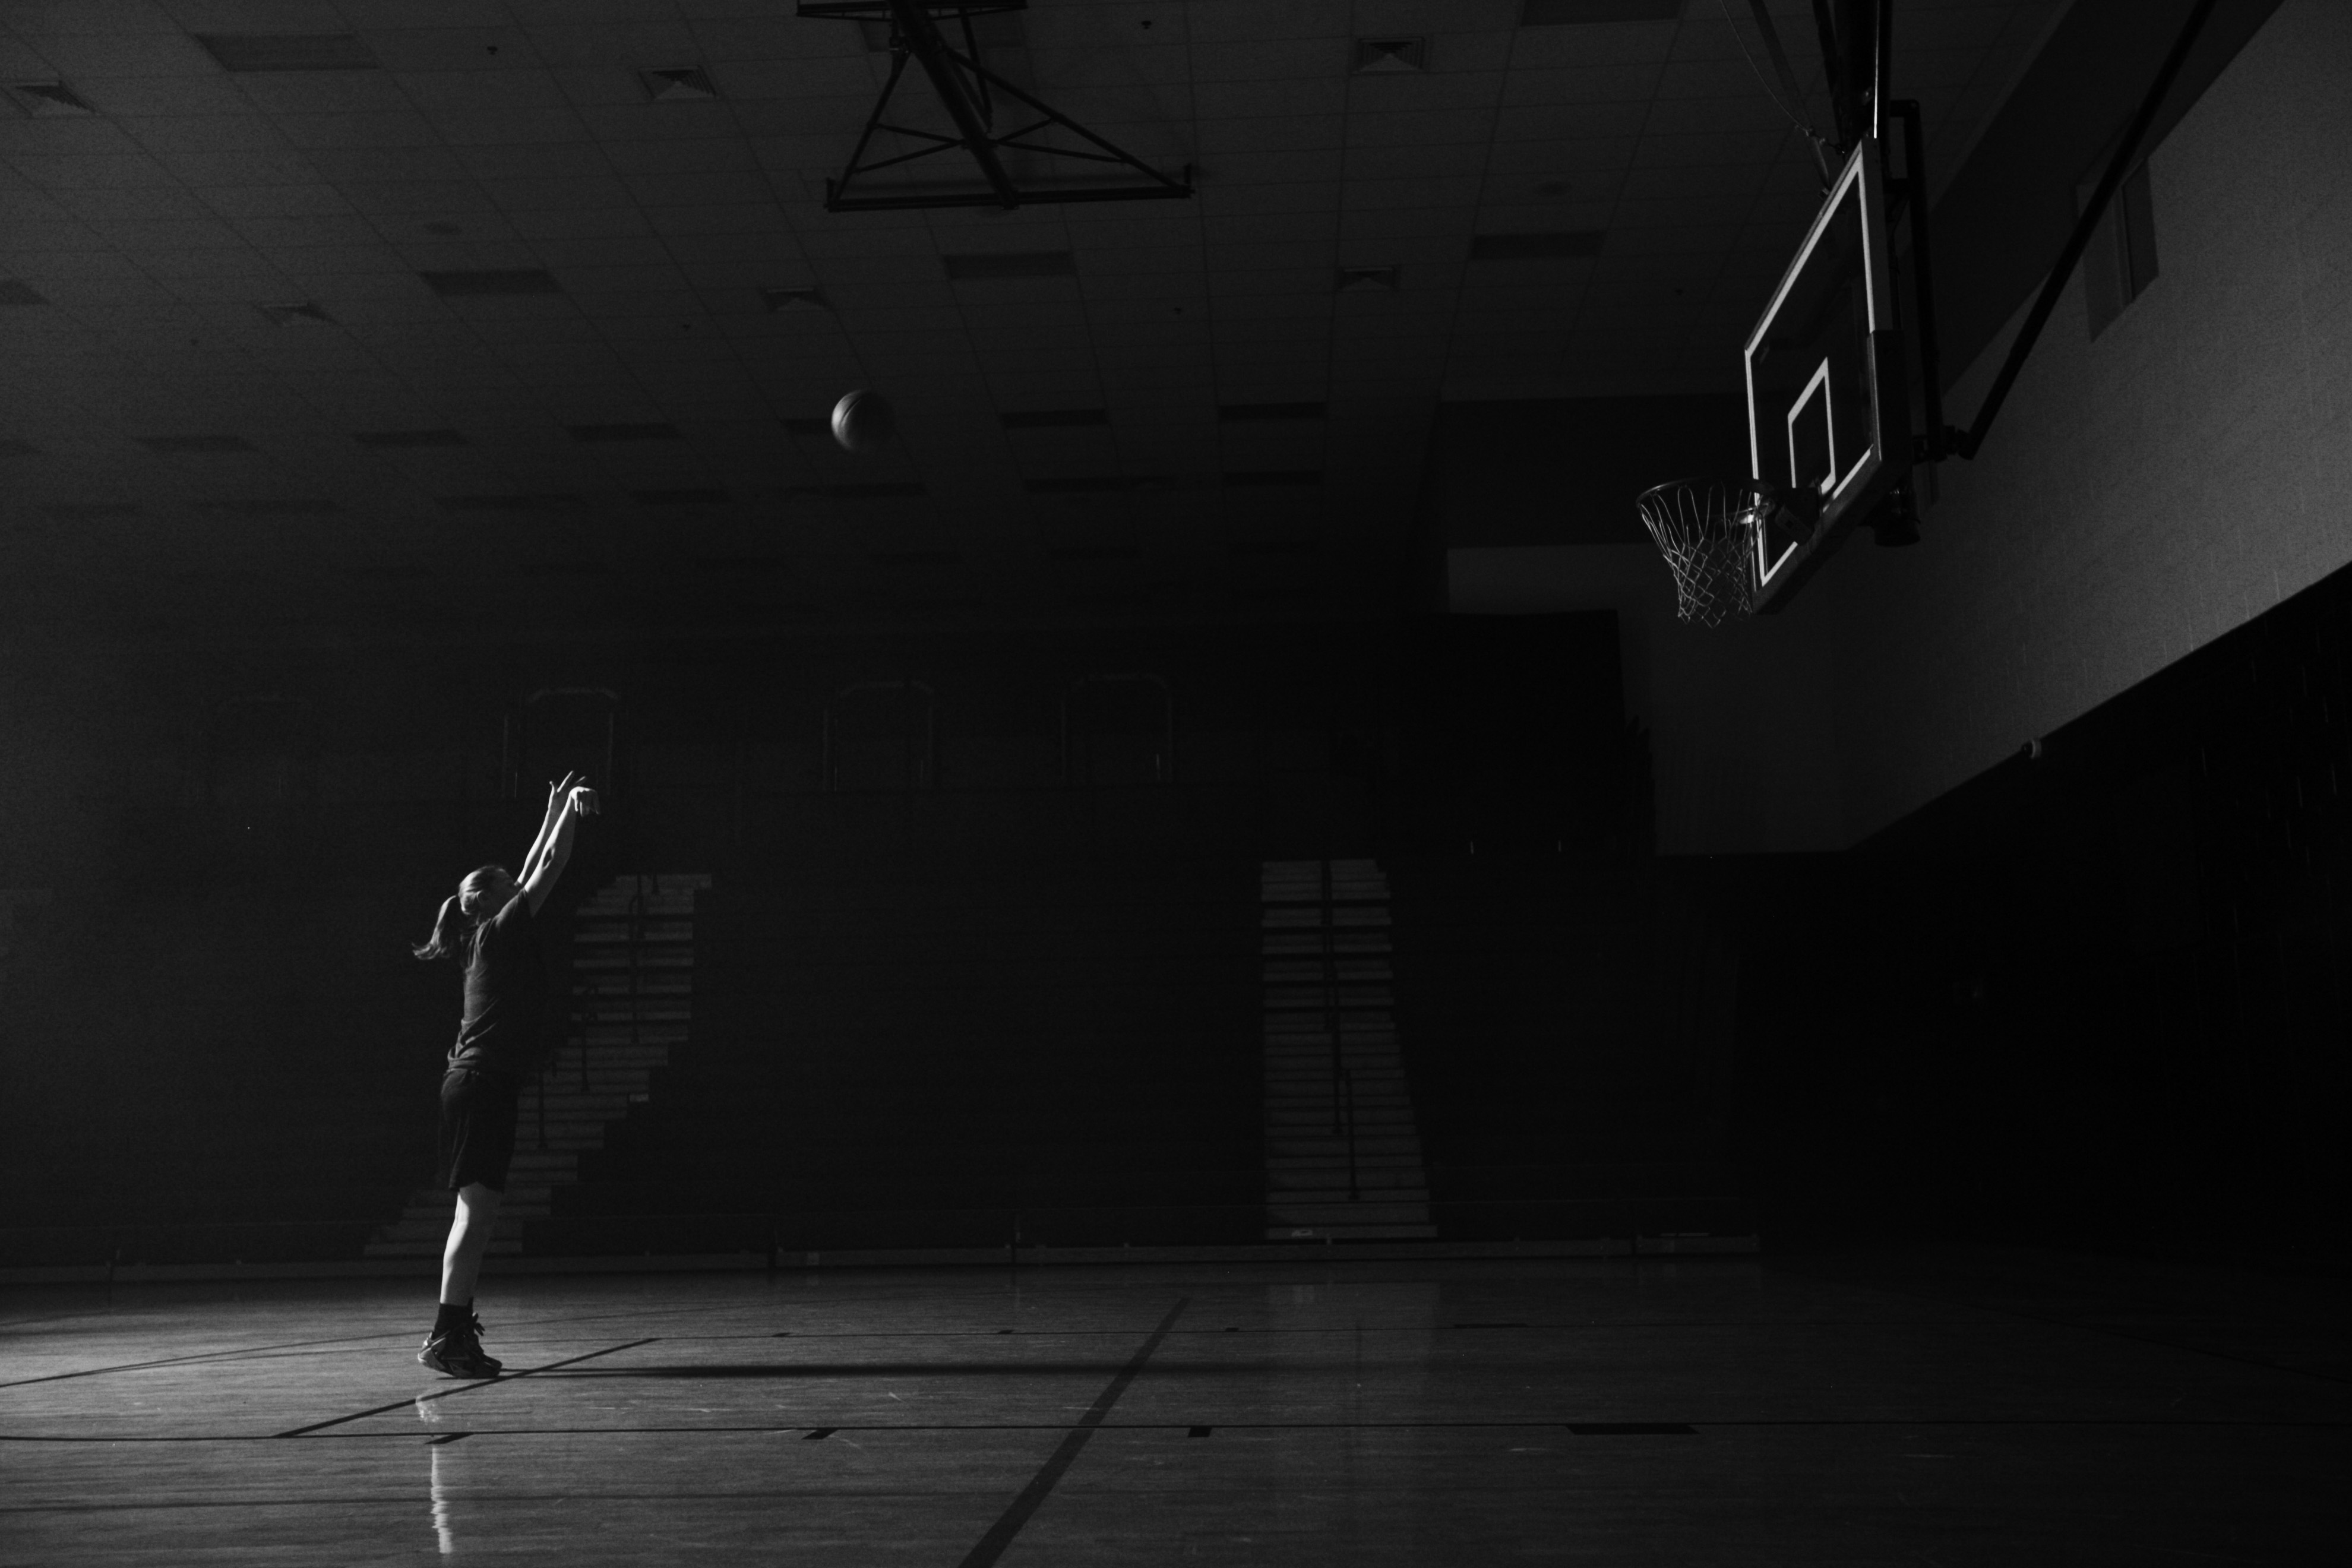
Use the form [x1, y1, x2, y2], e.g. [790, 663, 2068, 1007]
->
[432, 1301, 472, 1338]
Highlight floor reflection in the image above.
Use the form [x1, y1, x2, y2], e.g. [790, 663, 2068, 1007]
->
[429, 1439, 459, 1555]
[420, 1395, 464, 1555]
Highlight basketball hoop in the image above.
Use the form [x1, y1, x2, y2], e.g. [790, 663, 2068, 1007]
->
[1637, 479, 1767, 627]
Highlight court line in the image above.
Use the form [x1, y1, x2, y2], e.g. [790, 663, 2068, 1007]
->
[0, 1317, 1946, 1391]
[8, 1414, 2349, 1446]
[956, 1297, 1188, 1568]
[0, 1330, 488, 1391]
[271, 1338, 658, 1438]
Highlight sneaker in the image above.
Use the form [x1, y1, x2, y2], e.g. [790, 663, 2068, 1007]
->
[418, 1313, 503, 1379]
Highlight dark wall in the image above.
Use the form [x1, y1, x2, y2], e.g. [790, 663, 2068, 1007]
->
[0, 612, 1652, 1257]
[1736, 555, 2352, 1271]
[1421, 394, 1749, 552]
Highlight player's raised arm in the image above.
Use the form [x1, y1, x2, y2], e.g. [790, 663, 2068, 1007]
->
[519, 772, 581, 886]
[520, 780, 600, 913]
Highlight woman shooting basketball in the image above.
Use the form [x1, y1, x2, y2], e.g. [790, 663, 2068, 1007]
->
[410, 772, 600, 1377]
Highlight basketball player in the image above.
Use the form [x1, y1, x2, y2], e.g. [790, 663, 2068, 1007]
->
[410, 772, 600, 1376]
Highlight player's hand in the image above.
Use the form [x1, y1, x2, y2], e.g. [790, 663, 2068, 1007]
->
[568, 785, 601, 817]
[546, 771, 582, 815]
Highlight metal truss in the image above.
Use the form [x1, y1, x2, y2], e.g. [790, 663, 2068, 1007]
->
[797, 0, 1193, 211]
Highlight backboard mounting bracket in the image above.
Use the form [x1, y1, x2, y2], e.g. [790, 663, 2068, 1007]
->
[798, 1, 1194, 212]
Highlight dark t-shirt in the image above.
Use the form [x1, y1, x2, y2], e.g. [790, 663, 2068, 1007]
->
[448, 894, 550, 1077]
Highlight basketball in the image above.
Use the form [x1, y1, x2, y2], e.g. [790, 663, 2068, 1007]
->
[830, 389, 895, 453]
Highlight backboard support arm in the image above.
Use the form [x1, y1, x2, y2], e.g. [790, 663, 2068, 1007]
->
[1889, 100, 1951, 464]
[1949, 0, 2218, 461]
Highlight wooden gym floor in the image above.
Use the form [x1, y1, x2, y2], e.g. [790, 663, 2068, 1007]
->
[3, 1248, 2346, 1564]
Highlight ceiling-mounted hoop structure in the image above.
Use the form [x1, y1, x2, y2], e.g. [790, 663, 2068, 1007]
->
[798, 0, 1194, 211]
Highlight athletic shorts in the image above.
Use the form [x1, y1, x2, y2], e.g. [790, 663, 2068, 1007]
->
[436, 1067, 521, 1193]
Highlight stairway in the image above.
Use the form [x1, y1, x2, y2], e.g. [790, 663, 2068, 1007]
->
[1261, 859, 1437, 1241]
[364, 874, 709, 1260]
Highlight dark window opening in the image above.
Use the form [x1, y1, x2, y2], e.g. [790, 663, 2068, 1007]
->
[2084, 160, 2158, 340]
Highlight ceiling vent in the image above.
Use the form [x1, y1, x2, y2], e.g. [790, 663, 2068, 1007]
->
[355, 428, 467, 448]
[568, 422, 682, 443]
[1003, 408, 1109, 430]
[1223, 470, 1323, 488]
[1335, 266, 1399, 292]
[944, 252, 1077, 282]
[140, 434, 254, 454]
[194, 34, 380, 72]
[193, 498, 339, 516]
[760, 287, 829, 312]
[1520, 0, 1680, 22]
[46, 502, 139, 520]
[257, 301, 331, 325]
[1471, 230, 1605, 261]
[1352, 38, 1425, 73]
[420, 268, 561, 297]
[640, 66, 718, 102]
[438, 494, 586, 513]
[1219, 402, 1325, 422]
[783, 482, 927, 500]
[7, 81, 96, 116]
[630, 488, 730, 505]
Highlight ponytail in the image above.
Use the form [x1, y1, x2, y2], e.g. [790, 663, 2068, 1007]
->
[412, 894, 470, 962]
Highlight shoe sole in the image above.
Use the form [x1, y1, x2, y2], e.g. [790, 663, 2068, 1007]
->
[418, 1346, 502, 1379]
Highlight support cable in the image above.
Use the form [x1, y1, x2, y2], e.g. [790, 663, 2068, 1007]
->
[1725, 0, 1835, 185]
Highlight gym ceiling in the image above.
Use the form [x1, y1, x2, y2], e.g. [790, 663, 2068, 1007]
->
[0, 1, 2057, 642]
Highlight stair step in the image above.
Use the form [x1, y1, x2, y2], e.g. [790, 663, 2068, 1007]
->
[364, 1239, 524, 1258]
[575, 1026, 689, 1046]
[1268, 1178, 1431, 1199]
[1269, 1137, 1424, 1159]
[1264, 1224, 1437, 1241]
[1266, 1201, 1434, 1226]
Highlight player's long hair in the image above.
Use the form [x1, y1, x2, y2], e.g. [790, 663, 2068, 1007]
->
[412, 865, 513, 962]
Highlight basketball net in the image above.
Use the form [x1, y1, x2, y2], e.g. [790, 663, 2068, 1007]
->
[1637, 479, 1759, 627]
